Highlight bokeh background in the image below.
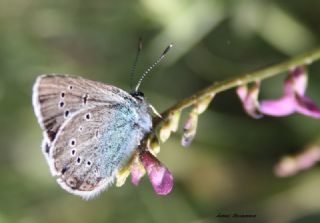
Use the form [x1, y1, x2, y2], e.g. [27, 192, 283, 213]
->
[1, 0, 320, 222]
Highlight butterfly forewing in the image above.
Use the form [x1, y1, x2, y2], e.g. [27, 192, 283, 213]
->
[33, 75, 132, 148]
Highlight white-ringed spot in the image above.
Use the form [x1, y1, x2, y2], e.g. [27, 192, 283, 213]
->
[70, 139, 76, 147]
[85, 113, 91, 120]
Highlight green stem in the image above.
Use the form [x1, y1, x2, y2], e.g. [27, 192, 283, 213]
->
[154, 47, 320, 126]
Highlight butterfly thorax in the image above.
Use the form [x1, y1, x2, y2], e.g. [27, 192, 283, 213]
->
[130, 91, 152, 134]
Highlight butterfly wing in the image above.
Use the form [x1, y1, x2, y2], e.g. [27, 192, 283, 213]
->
[50, 104, 145, 199]
[32, 74, 152, 199]
[32, 74, 132, 152]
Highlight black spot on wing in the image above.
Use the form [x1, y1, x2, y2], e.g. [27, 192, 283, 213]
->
[47, 130, 57, 141]
[83, 93, 88, 105]
[61, 166, 69, 175]
[45, 143, 50, 153]
[64, 110, 69, 117]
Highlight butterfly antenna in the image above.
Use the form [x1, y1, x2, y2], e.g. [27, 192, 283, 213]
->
[130, 37, 143, 91]
[135, 43, 173, 92]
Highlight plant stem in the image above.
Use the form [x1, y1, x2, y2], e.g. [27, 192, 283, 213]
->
[154, 47, 320, 126]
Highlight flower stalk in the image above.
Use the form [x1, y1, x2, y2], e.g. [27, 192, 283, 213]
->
[153, 48, 320, 127]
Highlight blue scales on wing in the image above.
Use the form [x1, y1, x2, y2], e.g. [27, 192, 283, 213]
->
[51, 104, 145, 199]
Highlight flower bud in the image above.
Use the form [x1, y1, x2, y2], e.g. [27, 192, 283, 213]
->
[159, 120, 172, 143]
[168, 110, 181, 132]
[148, 134, 161, 155]
[181, 110, 198, 147]
[194, 94, 214, 114]
[115, 165, 131, 187]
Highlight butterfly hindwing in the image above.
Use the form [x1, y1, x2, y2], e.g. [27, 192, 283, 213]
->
[49, 104, 144, 199]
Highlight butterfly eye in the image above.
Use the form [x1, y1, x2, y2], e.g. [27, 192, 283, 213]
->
[59, 101, 65, 108]
[71, 149, 76, 156]
[60, 92, 65, 98]
[76, 157, 81, 164]
[86, 161, 92, 166]
[68, 85, 73, 90]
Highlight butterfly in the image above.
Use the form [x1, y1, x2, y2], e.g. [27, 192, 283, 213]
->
[32, 43, 172, 199]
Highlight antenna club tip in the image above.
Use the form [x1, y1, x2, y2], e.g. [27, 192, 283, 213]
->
[162, 43, 173, 55]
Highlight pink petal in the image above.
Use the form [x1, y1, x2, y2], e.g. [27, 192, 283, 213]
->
[283, 67, 307, 96]
[295, 95, 320, 118]
[130, 162, 145, 186]
[139, 151, 173, 195]
[236, 83, 262, 118]
[260, 66, 320, 118]
[274, 156, 297, 177]
[296, 152, 316, 170]
[259, 95, 296, 116]
[291, 67, 307, 95]
[236, 85, 247, 102]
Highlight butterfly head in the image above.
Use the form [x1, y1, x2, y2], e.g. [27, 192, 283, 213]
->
[130, 91, 145, 101]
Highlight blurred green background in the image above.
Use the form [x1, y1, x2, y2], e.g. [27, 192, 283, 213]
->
[1, 0, 320, 222]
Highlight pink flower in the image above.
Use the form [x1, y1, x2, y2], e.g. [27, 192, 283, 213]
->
[274, 146, 320, 177]
[130, 150, 173, 195]
[237, 67, 320, 118]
